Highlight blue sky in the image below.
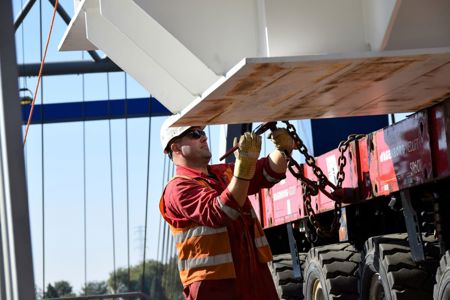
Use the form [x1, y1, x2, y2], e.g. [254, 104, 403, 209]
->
[14, 0, 174, 292]
[12, 0, 314, 294]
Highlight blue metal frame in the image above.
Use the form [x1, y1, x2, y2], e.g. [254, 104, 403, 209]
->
[21, 97, 171, 124]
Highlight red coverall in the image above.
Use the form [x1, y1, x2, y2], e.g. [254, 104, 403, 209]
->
[162, 157, 284, 300]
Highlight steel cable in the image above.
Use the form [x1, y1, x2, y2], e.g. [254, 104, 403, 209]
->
[107, 73, 118, 292]
[124, 73, 131, 291]
[141, 95, 153, 292]
[39, 1, 46, 296]
[82, 51, 87, 294]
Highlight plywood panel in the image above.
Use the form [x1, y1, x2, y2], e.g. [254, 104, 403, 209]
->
[174, 48, 450, 126]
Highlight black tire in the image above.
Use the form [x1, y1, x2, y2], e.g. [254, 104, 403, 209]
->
[359, 233, 434, 300]
[270, 253, 306, 300]
[303, 243, 360, 300]
[434, 251, 450, 299]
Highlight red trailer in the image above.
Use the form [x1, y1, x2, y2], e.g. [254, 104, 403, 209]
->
[260, 97, 450, 300]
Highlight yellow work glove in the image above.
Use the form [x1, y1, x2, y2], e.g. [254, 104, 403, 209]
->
[233, 132, 261, 180]
[269, 128, 295, 154]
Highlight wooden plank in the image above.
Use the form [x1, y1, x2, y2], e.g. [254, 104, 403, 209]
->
[173, 47, 450, 126]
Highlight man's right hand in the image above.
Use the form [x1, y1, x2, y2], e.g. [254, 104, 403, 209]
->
[233, 132, 261, 180]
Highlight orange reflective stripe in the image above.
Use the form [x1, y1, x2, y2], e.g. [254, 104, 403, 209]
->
[252, 210, 273, 263]
[176, 231, 232, 260]
[160, 185, 236, 286]
[160, 173, 274, 286]
[256, 245, 273, 263]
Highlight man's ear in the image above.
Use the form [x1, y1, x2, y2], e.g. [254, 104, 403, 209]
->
[170, 142, 181, 154]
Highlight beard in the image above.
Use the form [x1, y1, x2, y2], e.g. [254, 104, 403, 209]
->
[181, 145, 211, 162]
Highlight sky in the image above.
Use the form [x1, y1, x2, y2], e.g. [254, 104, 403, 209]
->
[11, 0, 315, 294]
[14, 0, 180, 293]
[9, 0, 416, 295]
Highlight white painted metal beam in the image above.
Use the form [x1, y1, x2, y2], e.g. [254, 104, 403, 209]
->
[172, 47, 450, 126]
[99, 0, 220, 98]
[59, 0, 450, 122]
[84, 5, 196, 112]
[384, 0, 450, 50]
[362, 0, 401, 50]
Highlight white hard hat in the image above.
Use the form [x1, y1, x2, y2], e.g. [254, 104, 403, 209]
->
[160, 115, 191, 153]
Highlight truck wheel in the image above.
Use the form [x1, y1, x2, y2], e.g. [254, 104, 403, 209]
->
[359, 233, 434, 300]
[270, 253, 306, 300]
[434, 251, 450, 299]
[303, 243, 360, 300]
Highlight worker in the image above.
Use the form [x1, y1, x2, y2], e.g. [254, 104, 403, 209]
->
[159, 116, 294, 300]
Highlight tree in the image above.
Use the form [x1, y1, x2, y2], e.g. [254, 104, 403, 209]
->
[54, 280, 74, 296]
[43, 280, 75, 298]
[106, 258, 182, 299]
[35, 285, 43, 300]
[162, 256, 183, 300]
[43, 284, 58, 298]
[81, 281, 108, 295]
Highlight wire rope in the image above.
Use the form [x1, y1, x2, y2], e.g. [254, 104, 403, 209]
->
[141, 96, 153, 292]
[169, 164, 175, 265]
[161, 211, 168, 264]
[124, 73, 131, 291]
[165, 164, 175, 291]
[39, 1, 45, 296]
[163, 222, 169, 263]
[82, 51, 87, 294]
[23, 0, 58, 145]
[107, 73, 118, 292]
[153, 154, 167, 297]
[156, 154, 167, 262]
[162, 161, 174, 264]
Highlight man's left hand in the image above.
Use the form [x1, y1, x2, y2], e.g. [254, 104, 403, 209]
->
[269, 128, 295, 154]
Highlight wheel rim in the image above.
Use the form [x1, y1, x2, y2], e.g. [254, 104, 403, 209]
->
[312, 279, 324, 300]
[368, 272, 385, 300]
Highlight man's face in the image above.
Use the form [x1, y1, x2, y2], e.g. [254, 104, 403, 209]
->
[176, 127, 211, 161]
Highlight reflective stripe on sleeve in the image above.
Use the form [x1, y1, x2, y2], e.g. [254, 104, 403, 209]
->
[250, 208, 257, 219]
[263, 168, 280, 183]
[216, 197, 240, 220]
[173, 226, 227, 244]
[178, 253, 233, 271]
[255, 235, 269, 248]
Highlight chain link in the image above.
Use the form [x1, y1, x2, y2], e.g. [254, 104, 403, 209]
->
[281, 121, 364, 238]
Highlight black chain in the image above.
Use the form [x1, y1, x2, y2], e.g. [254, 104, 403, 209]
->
[281, 121, 363, 238]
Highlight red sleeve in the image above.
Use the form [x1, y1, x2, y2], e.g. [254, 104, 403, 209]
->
[164, 178, 241, 228]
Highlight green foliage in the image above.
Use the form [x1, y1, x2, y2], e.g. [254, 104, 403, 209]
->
[161, 256, 184, 300]
[81, 281, 108, 295]
[43, 280, 76, 298]
[37, 258, 182, 299]
[44, 284, 58, 298]
[107, 257, 182, 300]
[54, 280, 74, 296]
